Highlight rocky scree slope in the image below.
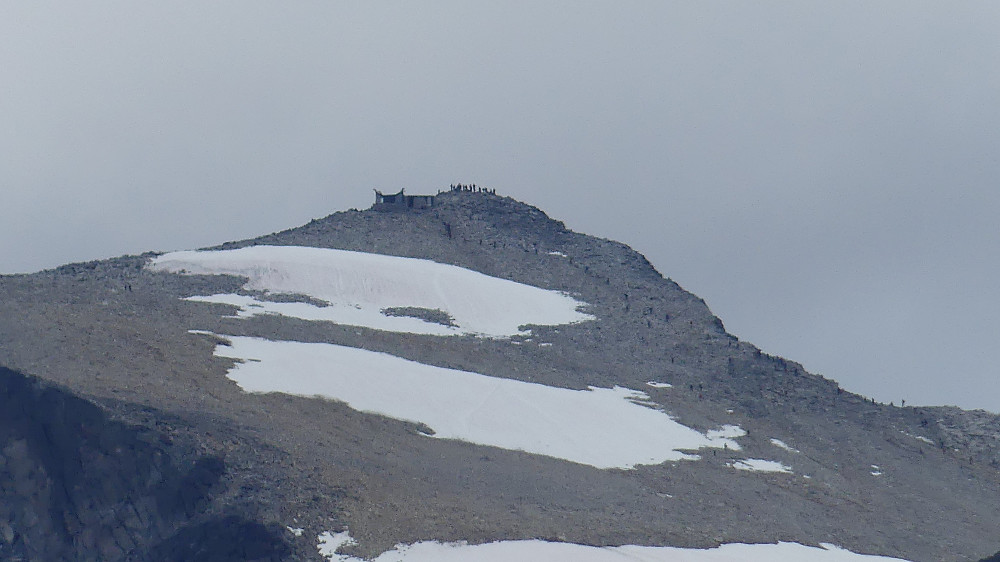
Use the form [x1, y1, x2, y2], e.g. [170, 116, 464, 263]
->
[0, 190, 999, 561]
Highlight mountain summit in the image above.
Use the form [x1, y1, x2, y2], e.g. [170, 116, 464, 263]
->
[1, 189, 998, 561]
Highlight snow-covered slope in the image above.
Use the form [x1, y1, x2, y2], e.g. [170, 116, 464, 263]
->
[152, 240, 892, 557]
[209, 334, 743, 469]
[156, 245, 762, 469]
[316, 531, 910, 562]
[150, 246, 593, 337]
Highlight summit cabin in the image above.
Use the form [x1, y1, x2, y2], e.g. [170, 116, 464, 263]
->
[373, 189, 436, 211]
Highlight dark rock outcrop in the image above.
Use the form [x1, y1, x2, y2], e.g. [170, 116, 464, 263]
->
[0, 366, 290, 561]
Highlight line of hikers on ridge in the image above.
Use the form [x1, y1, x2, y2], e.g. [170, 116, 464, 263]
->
[449, 183, 496, 195]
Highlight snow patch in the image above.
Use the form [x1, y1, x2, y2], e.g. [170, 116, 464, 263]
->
[315, 531, 911, 561]
[770, 438, 799, 453]
[870, 465, 883, 476]
[149, 246, 593, 338]
[211, 335, 743, 469]
[547, 251, 568, 257]
[729, 459, 793, 474]
[901, 432, 934, 445]
[286, 526, 304, 537]
[318, 531, 357, 561]
[646, 381, 673, 389]
[706, 425, 745, 450]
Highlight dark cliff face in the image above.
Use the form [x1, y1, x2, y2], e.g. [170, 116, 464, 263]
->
[0, 366, 290, 562]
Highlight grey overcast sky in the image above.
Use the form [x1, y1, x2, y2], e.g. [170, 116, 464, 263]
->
[2, 2, 999, 411]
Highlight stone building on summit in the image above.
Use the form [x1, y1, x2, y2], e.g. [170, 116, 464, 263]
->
[372, 189, 435, 211]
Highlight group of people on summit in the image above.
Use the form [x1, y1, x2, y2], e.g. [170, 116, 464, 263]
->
[450, 183, 496, 195]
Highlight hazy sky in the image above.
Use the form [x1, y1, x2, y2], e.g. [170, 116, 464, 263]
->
[3, 2, 999, 411]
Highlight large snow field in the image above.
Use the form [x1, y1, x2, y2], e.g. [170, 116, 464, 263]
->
[316, 531, 911, 562]
[211, 335, 743, 469]
[149, 246, 593, 337]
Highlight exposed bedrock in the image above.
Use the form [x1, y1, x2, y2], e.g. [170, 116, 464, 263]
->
[0, 366, 291, 562]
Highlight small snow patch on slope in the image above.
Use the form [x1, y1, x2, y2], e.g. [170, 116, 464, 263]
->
[318, 531, 356, 561]
[770, 438, 799, 453]
[149, 246, 593, 337]
[729, 459, 793, 474]
[211, 335, 742, 469]
[315, 531, 912, 561]
[901, 431, 934, 445]
[706, 425, 745, 450]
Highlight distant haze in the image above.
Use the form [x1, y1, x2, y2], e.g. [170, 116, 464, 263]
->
[2, 2, 998, 411]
